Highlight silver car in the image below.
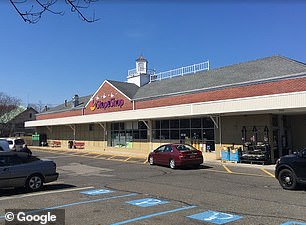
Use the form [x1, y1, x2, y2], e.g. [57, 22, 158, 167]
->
[6, 138, 25, 151]
[0, 152, 58, 191]
[0, 139, 10, 152]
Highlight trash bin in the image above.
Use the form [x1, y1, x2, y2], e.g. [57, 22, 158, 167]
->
[221, 147, 230, 161]
[230, 148, 241, 162]
[40, 134, 47, 146]
[32, 133, 40, 146]
[68, 141, 74, 149]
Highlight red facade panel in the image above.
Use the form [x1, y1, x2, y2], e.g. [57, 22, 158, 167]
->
[83, 82, 133, 115]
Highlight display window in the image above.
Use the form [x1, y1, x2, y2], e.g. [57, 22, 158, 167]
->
[110, 121, 148, 148]
[153, 118, 215, 151]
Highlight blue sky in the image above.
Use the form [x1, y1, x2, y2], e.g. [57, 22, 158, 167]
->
[1, 1, 306, 108]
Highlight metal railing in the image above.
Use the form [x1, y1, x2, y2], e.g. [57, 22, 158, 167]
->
[150, 61, 209, 82]
[127, 69, 137, 78]
[127, 69, 155, 78]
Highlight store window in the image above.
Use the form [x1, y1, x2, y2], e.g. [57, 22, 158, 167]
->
[161, 120, 169, 129]
[180, 119, 190, 128]
[203, 129, 214, 140]
[191, 118, 201, 128]
[153, 117, 215, 151]
[203, 118, 214, 128]
[110, 121, 147, 148]
[170, 129, 179, 140]
[161, 130, 170, 140]
[170, 120, 179, 129]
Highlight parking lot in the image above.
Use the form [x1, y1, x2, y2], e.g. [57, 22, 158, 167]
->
[0, 148, 305, 225]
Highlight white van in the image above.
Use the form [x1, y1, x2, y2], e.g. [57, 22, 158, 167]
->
[6, 138, 25, 151]
[0, 139, 11, 152]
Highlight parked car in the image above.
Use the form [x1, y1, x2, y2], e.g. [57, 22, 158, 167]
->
[0, 139, 10, 152]
[0, 152, 59, 191]
[6, 137, 25, 151]
[275, 148, 306, 190]
[148, 143, 203, 169]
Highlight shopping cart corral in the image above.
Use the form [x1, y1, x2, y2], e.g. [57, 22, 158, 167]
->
[240, 143, 271, 165]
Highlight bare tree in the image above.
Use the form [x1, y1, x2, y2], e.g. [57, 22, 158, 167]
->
[0, 92, 21, 136]
[28, 101, 45, 113]
[0, 92, 21, 118]
[10, 0, 99, 24]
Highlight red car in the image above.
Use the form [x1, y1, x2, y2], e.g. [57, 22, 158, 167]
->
[148, 144, 203, 169]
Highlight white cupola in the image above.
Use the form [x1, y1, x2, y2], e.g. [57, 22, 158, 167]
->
[127, 55, 151, 87]
[136, 55, 148, 74]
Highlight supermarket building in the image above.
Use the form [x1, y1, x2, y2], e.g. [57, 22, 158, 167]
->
[25, 56, 306, 162]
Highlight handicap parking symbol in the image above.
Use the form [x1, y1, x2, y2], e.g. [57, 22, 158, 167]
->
[281, 222, 306, 225]
[80, 189, 114, 196]
[187, 210, 242, 224]
[126, 198, 169, 207]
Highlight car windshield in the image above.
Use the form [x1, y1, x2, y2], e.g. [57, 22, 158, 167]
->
[175, 144, 197, 152]
[15, 139, 25, 145]
[7, 141, 13, 145]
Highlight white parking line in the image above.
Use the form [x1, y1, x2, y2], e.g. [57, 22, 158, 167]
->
[43, 155, 76, 159]
[0, 186, 94, 201]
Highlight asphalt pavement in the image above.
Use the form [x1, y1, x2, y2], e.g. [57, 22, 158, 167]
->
[0, 148, 305, 225]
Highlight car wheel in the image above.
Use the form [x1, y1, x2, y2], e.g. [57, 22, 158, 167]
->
[26, 174, 43, 191]
[149, 156, 154, 165]
[278, 169, 297, 190]
[194, 164, 201, 169]
[169, 159, 176, 169]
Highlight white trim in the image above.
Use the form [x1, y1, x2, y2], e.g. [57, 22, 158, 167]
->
[25, 91, 306, 127]
[84, 80, 107, 108]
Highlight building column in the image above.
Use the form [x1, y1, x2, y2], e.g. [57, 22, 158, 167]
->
[98, 122, 107, 150]
[147, 120, 152, 152]
[278, 115, 284, 157]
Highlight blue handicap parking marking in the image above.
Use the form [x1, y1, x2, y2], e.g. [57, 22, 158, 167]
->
[80, 189, 114, 196]
[126, 198, 169, 207]
[187, 210, 242, 224]
[280, 222, 306, 225]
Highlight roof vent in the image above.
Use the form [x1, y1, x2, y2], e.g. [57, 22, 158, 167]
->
[72, 95, 79, 107]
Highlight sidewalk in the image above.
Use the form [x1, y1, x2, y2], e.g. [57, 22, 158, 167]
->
[30, 146, 147, 159]
[31, 146, 276, 171]
[205, 158, 276, 171]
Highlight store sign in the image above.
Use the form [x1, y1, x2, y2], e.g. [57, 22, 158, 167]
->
[90, 98, 124, 111]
